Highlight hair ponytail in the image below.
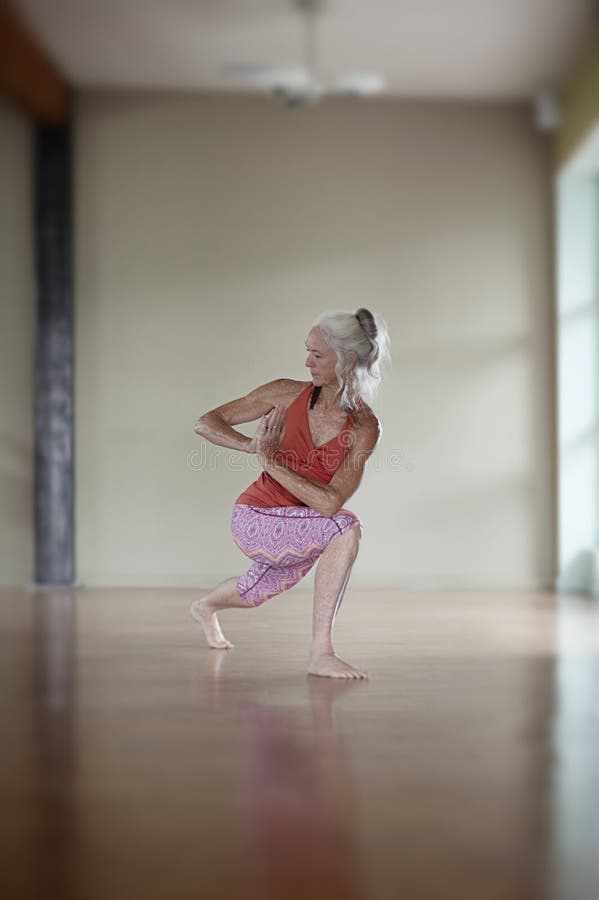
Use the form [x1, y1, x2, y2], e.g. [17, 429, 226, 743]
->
[312, 307, 391, 412]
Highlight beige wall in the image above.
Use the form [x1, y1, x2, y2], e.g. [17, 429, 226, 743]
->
[75, 91, 555, 589]
[0, 99, 33, 586]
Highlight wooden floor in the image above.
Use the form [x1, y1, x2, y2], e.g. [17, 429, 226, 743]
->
[2, 585, 598, 900]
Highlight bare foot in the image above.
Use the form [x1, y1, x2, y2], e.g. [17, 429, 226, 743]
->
[307, 652, 368, 679]
[190, 598, 234, 650]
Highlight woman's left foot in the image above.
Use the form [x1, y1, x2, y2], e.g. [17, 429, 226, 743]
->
[190, 598, 234, 649]
[307, 651, 368, 679]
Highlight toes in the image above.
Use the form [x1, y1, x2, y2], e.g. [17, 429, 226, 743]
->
[307, 659, 366, 678]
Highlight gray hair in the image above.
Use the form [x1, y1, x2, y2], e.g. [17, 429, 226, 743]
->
[312, 308, 391, 412]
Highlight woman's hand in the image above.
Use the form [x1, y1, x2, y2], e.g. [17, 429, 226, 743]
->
[251, 405, 286, 466]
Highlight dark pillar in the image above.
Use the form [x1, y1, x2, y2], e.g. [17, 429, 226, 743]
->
[34, 121, 75, 586]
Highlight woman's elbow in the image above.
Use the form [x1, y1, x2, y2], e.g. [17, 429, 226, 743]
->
[193, 414, 209, 436]
[321, 492, 343, 518]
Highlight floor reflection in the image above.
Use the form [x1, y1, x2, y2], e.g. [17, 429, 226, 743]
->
[196, 651, 366, 900]
[32, 589, 78, 900]
[550, 594, 599, 900]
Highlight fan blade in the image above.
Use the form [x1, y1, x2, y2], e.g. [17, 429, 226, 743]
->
[223, 64, 313, 91]
[328, 73, 386, 97]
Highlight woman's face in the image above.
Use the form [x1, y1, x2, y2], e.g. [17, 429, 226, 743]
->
[304, 327, 337, 386]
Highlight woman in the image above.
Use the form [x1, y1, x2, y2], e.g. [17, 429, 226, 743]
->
[191, 307, 390, 679]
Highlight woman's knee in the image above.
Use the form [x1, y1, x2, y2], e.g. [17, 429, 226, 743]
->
[337, 519, 361, 561]
[336, 510, 362, 544]
[335, 507, 362, 527]
[350, 521, 362, 554]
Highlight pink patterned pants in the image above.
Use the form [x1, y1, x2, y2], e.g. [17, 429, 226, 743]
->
[231, 504, 362, 607]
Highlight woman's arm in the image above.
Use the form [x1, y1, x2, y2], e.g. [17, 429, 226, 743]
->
[258, 406, 381, 517]
[193, 379, 305, 452]
[194, 413, 253, 453]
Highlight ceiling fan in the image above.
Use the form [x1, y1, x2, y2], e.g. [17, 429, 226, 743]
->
[225, 0, 386, 108]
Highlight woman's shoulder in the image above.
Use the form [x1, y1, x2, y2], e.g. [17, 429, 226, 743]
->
[268, 378, 311, 406]
[279, 378, 312, 391]
[278, 378, 311, 395]
[351, 401, 381, 444]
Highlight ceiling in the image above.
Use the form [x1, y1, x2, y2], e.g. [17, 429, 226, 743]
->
[9, 0, 598, 100]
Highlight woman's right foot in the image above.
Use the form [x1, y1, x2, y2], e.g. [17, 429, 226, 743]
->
[190, 598, 234, 650]
[307, 652, 368, 679]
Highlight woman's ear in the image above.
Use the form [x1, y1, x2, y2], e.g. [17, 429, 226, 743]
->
[348, 350, 358, 367]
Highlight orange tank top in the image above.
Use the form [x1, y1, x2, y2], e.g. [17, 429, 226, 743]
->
[235, 384, 354, 508]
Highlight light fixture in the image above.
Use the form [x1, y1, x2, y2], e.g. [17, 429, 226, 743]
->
[225, 0, 386, 108]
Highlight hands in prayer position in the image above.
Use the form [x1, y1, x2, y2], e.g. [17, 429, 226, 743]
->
[250, 405, 287, 465]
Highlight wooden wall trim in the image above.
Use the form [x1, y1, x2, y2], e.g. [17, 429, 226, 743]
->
[0, 1, 69, 123]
